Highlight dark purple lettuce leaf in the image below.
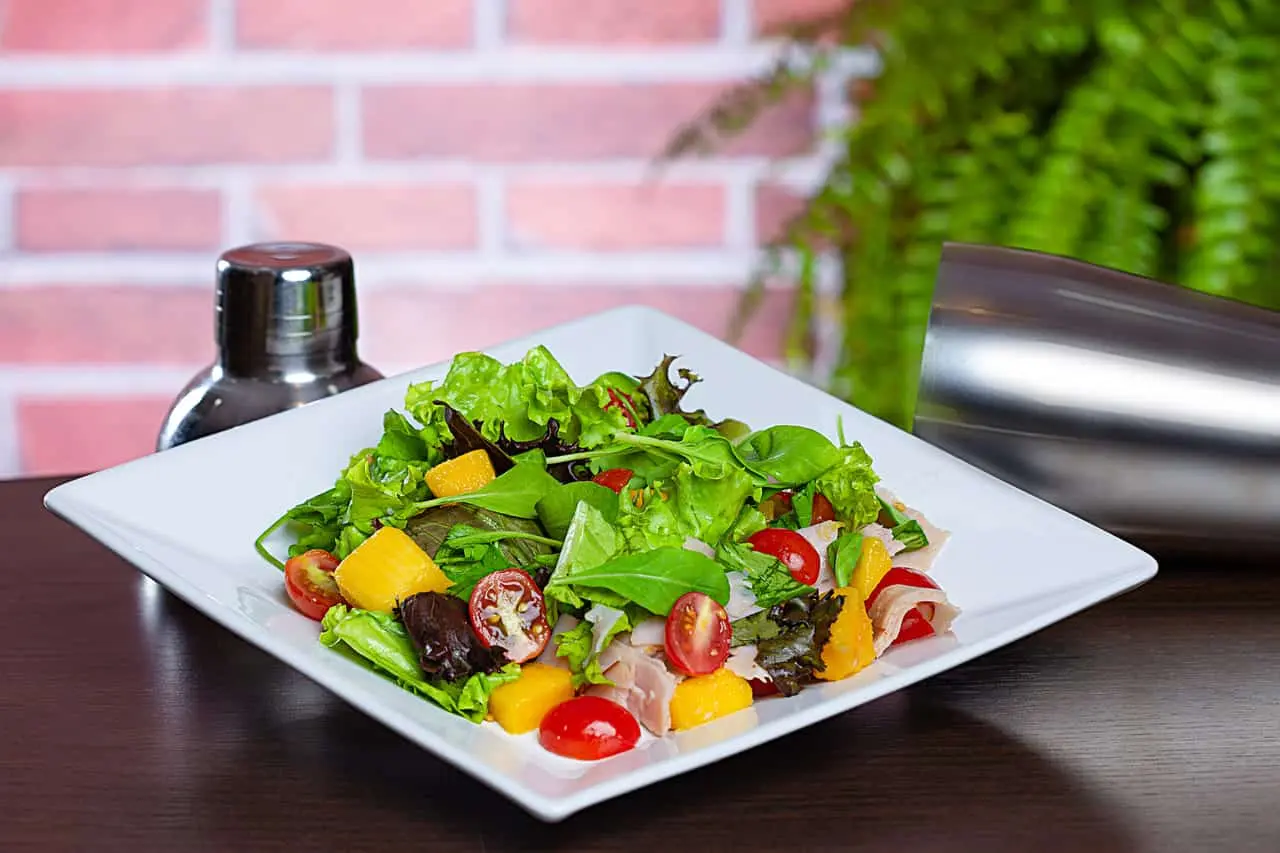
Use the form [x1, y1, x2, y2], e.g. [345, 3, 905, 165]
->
[398, 592, 504, 682]
[439, 403, 515, 475]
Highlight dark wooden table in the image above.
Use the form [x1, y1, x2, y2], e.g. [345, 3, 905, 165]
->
[3, 476, 1278, 852]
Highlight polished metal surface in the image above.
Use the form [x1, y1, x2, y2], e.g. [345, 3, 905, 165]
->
[915, 242, 1280, 556]
[156, 242, 383, 451]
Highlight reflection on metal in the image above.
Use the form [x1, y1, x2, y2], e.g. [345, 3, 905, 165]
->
[915, 243, 1280, 556]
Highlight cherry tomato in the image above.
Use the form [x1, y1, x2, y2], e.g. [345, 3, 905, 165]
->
[283, 549, 343, 621]
[591, 468, 634, 493]
[664, 591, 732, 676]
[747, 528, 821, 586]
[539, 697, 641, 761]
[468, 569, 550, 663]
[758, 489, 794, 521]
[811, 493, 836, 524]
[865, 566, 939, 607]
[749, 678, 779, 698]
[894, 607, 937, 645]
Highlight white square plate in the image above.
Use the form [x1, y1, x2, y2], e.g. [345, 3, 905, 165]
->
[44, 305, 1157, 821]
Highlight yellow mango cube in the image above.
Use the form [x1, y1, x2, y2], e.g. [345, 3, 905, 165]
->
[669, 667, 753, 731]
[814, 587, 876, 681]
[333, 526, 451, 612]
[425, 449, 496, 498]
[488, 663, 575, 734]
[852, 536, 893, 604]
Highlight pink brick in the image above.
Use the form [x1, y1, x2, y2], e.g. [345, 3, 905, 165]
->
[235, 0, 472, 50]
[0, 88, 334, 167]
[0, 0, 207, 52]
[253, 183, 478, 250]
[18, 397, 175, 476]
[507, 0, 720, 44]
[362, 284, 792, 368]
[755, 183, 810, 243]
[16, 188, 222, 252]
[363, 84, 814, 161]
[505, 182, 726, 250]
[0, 287, 214, 365]
[752, 0, 850, 35]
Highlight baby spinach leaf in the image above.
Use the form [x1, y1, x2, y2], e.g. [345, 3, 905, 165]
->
[552, 545, 730, 616]
[891, 519, 928, 551]
[828, 531, 864, 588]
[536, 481, 619, 540]
[544, 502, 621, 609]
[410, 463, 559, 519]
[735, 425, 841, 486]
[877, 494, 910, 527]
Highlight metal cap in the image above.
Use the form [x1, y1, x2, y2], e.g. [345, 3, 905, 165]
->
[215, 241, 359, 375]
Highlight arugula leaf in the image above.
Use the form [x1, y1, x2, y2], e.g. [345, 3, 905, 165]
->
[318, 605, 519, 722]
[828, 531, 864, 589]
[410, 463, 558, 519]
[717, 542, 814, 609]
[553, 547, 730, 616]
[536, 481, 619, 540]
[735, 425, 842, 486]
[877, 494, 910, 527]
[724, 504, 767, 543]
[437, 525, 562, 550]
[814, 442, 881, 527]
[892, 520, 929, 551]
[640, 413, 693, 439]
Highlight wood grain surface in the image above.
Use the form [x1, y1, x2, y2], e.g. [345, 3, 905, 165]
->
[3, 476, 1277, 852]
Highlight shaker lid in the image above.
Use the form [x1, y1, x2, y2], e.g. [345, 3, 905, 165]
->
[215, 241, 359, 373]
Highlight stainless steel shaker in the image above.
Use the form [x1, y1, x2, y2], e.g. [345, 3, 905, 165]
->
[156, 242, 383, 451]
[914, 242, 1280, 557]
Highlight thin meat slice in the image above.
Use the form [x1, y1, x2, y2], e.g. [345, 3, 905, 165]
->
[796, 520, 843, 594]
[586, 642, 679, 736]
[867, 585, 961, 656]
[724, 644, 770, 682]
[859, 522, 906, 557]
[725, 570, 762, 619]
[876, 486, 950, 572]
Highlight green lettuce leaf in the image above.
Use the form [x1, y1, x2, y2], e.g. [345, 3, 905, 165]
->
[814, 442, 881, 527]
[318, 605, 519, 722]
[544, 502, 622, 609]
[536, 481, 620, 540]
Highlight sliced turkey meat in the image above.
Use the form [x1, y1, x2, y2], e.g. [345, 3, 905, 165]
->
[867, 584, 961, 656]
[875, 486, 950, 572]
[586, 641, 679, 736]
[796, 520, 843, 594]
[537, 613, 580, 668]
[724, 644, 771, 682]
[859, 521, 906, 557]
[628, 617, 666, 648]
[725, 570, 762, 619]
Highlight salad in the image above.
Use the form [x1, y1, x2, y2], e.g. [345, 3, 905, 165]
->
[256, 346, 959, 761]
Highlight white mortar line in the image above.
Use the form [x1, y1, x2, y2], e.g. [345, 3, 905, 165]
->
[0, 366, 198, 397]
[222, 173, 254, 247]
[723, 171, 754, 250]
[0, 157, 828, 186]
[476, 0, 507, 50]
[0, 47, 877, 87]
[333, 83, 363, 165]
[720, 0, 753, 46]
[0, 393, 21, 479]
[0, 251, 838, 289]
[207, 0, 237, 53]
[476, 170, 505, 256]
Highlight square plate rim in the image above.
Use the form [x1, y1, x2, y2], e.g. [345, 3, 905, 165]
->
[42, 302, 1160, 822]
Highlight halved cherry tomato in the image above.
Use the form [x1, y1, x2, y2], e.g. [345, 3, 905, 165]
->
[749, 678, 779, 698]
[865, 566, 939, 607]
[895, 607, 936, 644]
[865, 567, 941, 648]
[811, 493, 836, 524]
[591, 468, 634, 493]
[283, 549, 343, 621]
[539, 696, 641, 761]
[759, 489, 793, 521]
[747, 528, 821, 585]
[468, 569, 550, 663]
[664, 591, 732, 676]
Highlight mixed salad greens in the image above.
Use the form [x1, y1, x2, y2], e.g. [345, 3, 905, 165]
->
[257, 347, 959, 760]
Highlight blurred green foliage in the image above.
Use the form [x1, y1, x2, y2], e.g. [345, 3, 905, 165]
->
[668, 0, 1280, 429]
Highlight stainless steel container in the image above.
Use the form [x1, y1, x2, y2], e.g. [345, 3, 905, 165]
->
[914, 242, 1280, 556]
[156, 242, 383, 451]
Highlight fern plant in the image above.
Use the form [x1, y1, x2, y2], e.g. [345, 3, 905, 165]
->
[670, 0, 1280, 429]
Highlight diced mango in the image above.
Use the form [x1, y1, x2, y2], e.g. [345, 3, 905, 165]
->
[425, 449, 496, 498]
[488, 663, 575, 734]
[814, 586, 876, 682]
[852, 536, 893, 604]
[669, 667, 753, 731]
[333, 526, 451, 612]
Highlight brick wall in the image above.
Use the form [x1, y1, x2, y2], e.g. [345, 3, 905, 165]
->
[0, 0, 860, 478]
